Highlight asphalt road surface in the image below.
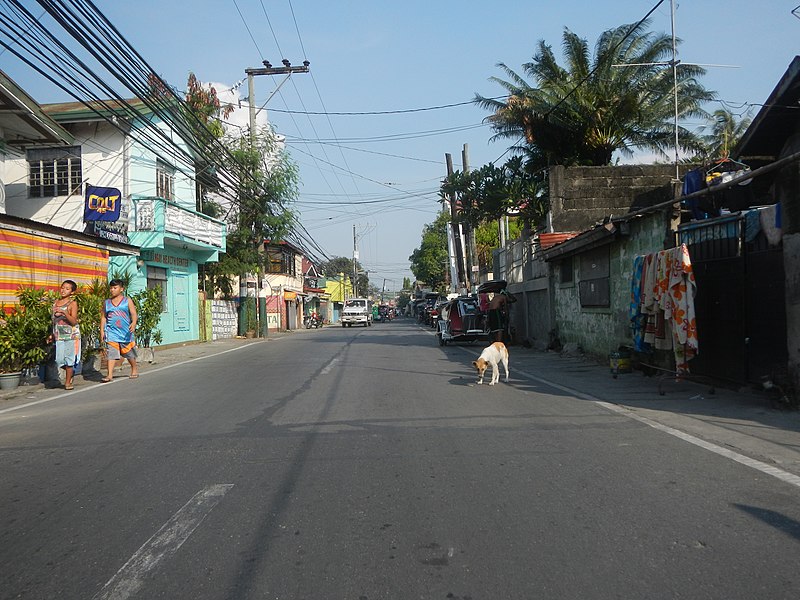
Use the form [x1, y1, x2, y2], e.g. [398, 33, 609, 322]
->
[1, 320, 799, 599]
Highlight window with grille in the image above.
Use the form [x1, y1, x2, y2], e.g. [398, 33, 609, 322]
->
[156, 160, 174, 200]
[146, 266, 168, 313]
[578, 246, 611, 308]
[265, 246, 296, 275]
[27, 146, 82, 197]
[559, 256, 574, 284]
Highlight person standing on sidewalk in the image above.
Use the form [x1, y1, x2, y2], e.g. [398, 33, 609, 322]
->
[51, 280, 80, 390]
[487, 290, 509, 342]
[100, 279, 138, 382]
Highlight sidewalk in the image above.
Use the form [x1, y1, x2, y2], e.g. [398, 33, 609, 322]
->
[504, 345, 800, 480]
[3, 329, 800, 482]
[0, 336, 274, 406]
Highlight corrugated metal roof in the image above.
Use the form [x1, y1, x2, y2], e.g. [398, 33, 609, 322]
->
[42, 98, 152, 122]
[538, 232, 579, 249]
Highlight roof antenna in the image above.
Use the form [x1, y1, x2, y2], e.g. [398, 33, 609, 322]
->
[614, 0, 739, 182]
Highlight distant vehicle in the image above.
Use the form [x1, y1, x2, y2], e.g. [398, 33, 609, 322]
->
[341, 298, 373, 327]
[417, 292, 441, 326]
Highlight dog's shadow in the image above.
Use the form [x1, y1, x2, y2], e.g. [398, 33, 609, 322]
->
[449, 374, 481, 387]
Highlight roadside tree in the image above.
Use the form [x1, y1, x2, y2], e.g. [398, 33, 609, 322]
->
[475, 19, 714, 169]
[409, 211, 449, 293]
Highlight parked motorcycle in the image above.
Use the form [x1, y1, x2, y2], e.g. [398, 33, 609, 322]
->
[304, 313, 324, 329]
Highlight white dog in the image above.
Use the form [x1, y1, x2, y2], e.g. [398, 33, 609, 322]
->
[472, 342, 509, 385]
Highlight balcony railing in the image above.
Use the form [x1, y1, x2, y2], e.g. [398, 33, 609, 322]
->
[133, 197, 226, 250]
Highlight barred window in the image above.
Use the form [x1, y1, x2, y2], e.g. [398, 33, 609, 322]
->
[146, 266, 168, 313]
[559, 256, 574, 284]
[156, 160, 174, 200]
[27, 145, 82, 198]
[265, 246, 296, 275]
[578, 246, 610, 308]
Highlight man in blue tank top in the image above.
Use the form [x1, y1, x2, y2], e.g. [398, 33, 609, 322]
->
[100, 279, 139, 382]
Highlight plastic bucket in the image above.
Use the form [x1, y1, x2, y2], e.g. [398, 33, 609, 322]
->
[609, 350, 632, 374]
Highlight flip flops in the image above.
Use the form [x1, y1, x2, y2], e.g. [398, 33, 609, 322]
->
[64, 384, 74, 390]
[100, 377, 112, 383]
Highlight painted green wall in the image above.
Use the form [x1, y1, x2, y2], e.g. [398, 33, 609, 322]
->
[552, 212, 670, 360]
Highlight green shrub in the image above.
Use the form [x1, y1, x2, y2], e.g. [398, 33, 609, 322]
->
[130, 286, 164, 348]
[0, 288, 54, 373]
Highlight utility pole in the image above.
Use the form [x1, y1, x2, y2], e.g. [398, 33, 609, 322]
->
[445, 153, 466, 293]
[246, 59, 310, 145]
[463, 143, 479, 290]
[243, 59, 309, 336]
[353, 224, 358, 298]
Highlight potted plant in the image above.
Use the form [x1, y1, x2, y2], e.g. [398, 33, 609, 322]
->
[131, 285, 164, 363]
[0, 289, 52, 389]
[75, 278, 108, 373]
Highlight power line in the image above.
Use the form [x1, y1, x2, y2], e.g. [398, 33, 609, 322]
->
[285, 123, 487, 144]
[266, 97, 504, 116]
[3, 0, 297, 234]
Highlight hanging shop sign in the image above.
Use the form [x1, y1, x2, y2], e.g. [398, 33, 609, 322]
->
[84, 185, 122, 222]
[283, 290, 297, 301]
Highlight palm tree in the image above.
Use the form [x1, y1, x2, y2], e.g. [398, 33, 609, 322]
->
[475, 19, 715, 168]
[698, 108, 752, 159]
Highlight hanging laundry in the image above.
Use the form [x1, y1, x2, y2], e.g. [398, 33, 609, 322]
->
[642, 250, 671, 351]
[760, 203, 783, 246]
[629, 255, 650, 353]
[681, 168, 707, 220]
[744, 209, 761, 243]
[633, 244, 699, 374]
[663, 244, 698, 374]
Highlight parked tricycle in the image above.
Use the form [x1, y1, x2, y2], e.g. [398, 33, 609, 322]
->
[436, 295, 488, 346]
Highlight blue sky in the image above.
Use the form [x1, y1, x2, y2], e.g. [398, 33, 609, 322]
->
[3, 1, 799, 291]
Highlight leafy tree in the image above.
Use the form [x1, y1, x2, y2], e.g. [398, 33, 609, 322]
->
[182, 74, 236, 217]
[402, 277, 411, 291]
[396, 291, 412, 312]
[409, 211, 449, 293]
[184, 72, 233, 143]
[475, 19, 714, 169]
[318, 257, 369, 296]
[440, 156, 547, 229]
[474, 219, 523, 267]
[203, 128, 298, 297]
[319, 256, 358, 278]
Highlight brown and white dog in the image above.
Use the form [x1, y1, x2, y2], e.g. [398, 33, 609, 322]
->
[472, 341, 509, 385]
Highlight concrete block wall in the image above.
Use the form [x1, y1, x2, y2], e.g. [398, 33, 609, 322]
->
[211, 300, 238, 340]
[549, 164, 680, 233]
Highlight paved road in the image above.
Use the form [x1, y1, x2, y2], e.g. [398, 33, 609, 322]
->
[1, 320, 799, 599]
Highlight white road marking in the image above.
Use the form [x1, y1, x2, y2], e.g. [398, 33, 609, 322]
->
[321, 358, 339, 375]
[454, 345, 800, 490]
[92, 484, 234, 600]
[508, 359, 800, 490]
[594, 401, 800, 490]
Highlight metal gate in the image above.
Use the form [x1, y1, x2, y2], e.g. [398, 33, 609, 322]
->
[679, 214, 787, 384]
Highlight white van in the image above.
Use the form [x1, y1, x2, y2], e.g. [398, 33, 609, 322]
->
[341, 298, 372, 327]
